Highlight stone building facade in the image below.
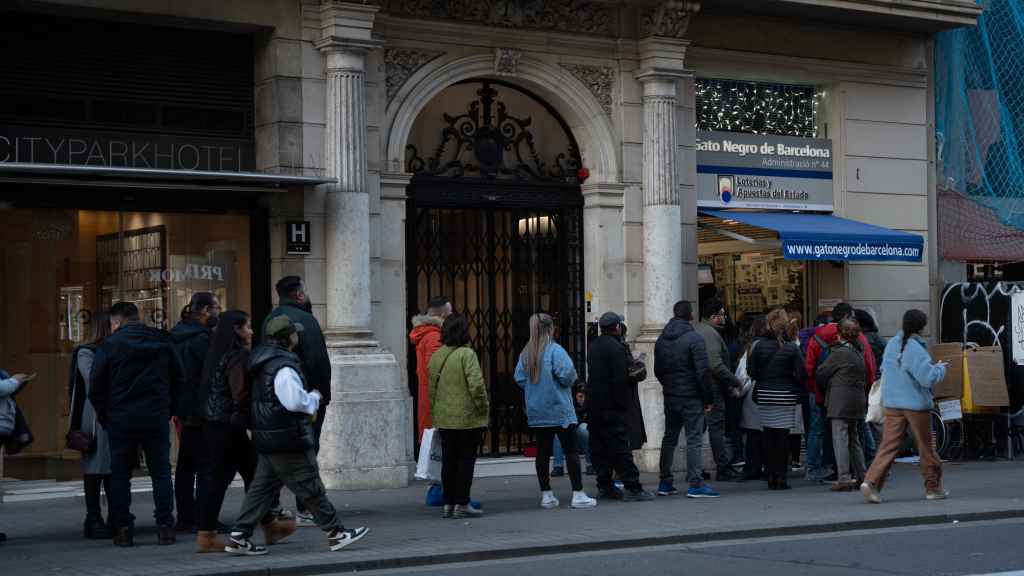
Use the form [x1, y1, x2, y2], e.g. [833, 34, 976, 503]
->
[0, 1, 980, 484]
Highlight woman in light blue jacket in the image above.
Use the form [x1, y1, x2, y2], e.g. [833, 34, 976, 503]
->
[515, 313, 596, 510]
[861, 309, 948, 504]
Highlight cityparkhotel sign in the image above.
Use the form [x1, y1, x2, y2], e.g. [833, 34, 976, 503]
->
[0, 126, 254, 172]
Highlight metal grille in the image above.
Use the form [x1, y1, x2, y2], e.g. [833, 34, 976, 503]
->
[408, 197, 584, 455]
[406, 81, 585, 455]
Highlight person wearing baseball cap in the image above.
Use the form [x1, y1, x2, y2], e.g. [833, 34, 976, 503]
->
[224, 315, 368, 556]
[585, 311, 654, 502]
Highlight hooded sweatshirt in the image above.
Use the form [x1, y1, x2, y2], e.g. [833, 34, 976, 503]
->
[170, 320, 211, 423]
[805, 323, 877, 405]
[409, 314, 443, 437]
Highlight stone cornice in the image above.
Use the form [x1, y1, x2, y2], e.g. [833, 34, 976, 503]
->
[768, 0, 981, 28]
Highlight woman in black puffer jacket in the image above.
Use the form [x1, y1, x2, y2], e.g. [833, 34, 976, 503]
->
[747, 309, 807, 490]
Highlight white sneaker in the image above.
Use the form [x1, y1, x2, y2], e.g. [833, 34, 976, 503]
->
[570, 491, 597, 509]
[295, 511, 316, 527]
[540, 490, 560, 509]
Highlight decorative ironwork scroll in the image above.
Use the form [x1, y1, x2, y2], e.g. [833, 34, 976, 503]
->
[405, 81, 582, 182]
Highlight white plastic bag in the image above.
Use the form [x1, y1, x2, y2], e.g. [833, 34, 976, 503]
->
[414, 428, 443, 481]
[866, 376, 884, 424]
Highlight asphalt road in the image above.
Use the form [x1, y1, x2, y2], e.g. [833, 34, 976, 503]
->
[347, 518, 1024, 576]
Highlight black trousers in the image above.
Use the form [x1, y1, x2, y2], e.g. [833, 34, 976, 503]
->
[763, 427, 791, 487]
[175, 425, 209, 527]
[439, 428, 482, 506]
[83, 474, 112, 520]
[109, 423, 174, 528]
[197, 421, 258, 531]
[534, 426, 583, 492]
[590, 412, 641, 492]
[743, 429, 765, 479]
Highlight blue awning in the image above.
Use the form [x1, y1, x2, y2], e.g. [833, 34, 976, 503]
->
[699, 210, 924, 263]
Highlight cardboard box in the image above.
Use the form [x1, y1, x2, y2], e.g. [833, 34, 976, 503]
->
[964, 346, 1010, 408]
[931, 343, 964, 399]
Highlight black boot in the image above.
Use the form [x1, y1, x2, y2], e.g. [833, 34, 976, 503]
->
[113, 526, 134, 547]
[84, 515, 113, 539]
[158, 525, 176, 546]
[83, 476, 114, 539]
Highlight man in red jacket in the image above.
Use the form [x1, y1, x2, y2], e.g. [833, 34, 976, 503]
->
[804, 302, 877, 482]
[409, 296, 451, 441]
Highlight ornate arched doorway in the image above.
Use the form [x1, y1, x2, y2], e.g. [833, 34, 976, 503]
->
[406, 80, 585, 455]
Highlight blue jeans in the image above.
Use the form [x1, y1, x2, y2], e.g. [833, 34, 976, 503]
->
[806, 395, 827, 479]
[858, 419, 877, 468]
[108, 422, 175, 528]
[659, 398, 707, 488]
[553, 423, 591, 468]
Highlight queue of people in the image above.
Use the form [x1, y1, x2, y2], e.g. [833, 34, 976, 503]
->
[55, 275, 367, 554]
[23, 284, 951, 553]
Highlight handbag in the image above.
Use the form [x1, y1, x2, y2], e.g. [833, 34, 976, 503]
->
[4, 405, 34, 455]
[866, 375, 885, 424]
[65, 379, 96, 454]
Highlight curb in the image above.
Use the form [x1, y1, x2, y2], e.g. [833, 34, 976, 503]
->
[204, 508, 1024, 576]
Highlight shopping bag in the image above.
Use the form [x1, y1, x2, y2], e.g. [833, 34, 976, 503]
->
[866, 377, 884, 424]
[414, 428, 442, 481]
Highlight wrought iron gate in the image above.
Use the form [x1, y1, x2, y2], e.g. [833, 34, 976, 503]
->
[406, 80, 585, 455]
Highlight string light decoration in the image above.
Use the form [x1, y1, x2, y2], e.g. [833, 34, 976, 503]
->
[696, 78, 824, 137]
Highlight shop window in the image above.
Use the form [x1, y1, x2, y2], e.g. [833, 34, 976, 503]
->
[0, 207, 251, 477]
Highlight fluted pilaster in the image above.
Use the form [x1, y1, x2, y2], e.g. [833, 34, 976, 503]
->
[638, 73, 682, 327]
[321, 46, 373, 334]
[642, 78, 679, 207]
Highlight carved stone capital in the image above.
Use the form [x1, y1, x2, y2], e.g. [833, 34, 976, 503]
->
[494, 48, 523, 76]
[640, 1, 700, 39]
[561, 63, 614, 115]
[385, 49, 444, 103]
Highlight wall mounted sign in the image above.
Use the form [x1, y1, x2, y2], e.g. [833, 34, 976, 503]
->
[0, 126, 254, 172]
[697, 130, 833, 211]
[287, 221, 311, 255]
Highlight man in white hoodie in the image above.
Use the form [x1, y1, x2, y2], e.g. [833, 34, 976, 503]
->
[225, 315, 368, 556]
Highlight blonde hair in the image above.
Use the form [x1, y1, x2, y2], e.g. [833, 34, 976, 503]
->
[523, 313, 554, 383]
[766, 308, 790, 345]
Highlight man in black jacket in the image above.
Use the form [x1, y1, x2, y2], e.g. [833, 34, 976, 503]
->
[225, 316, 367, 556]
[90, 302, 183, 547]
[262, 276, 332, 525]
[654, 301, 719, 498]
[585, 312, 654, 502]
[170, 292, 220, 532]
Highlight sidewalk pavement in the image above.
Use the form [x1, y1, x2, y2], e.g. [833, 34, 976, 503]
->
[3, 460, 1024, 576]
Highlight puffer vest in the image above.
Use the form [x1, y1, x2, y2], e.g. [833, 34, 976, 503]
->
[249, 344, 315, 454]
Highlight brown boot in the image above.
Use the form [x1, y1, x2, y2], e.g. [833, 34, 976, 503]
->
[261, 518, 297, 545]
[196, 530, 226, 553]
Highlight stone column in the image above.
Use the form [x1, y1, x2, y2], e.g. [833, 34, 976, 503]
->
[323, 45, 373, 336]
[315, 2, 412, 489]
[632, 35, 691, 472]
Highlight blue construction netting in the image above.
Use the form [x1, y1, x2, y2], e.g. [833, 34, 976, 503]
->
[936, 0, 1024, 260]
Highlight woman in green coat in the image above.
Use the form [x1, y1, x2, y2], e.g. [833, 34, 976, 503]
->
[428, 314, 489, 519]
